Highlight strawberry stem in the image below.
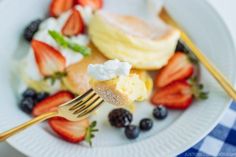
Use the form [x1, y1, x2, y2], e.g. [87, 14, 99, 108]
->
[44, 71, 67, 85]
[189, 77, 208, 100]
[85, 121, 99, 146]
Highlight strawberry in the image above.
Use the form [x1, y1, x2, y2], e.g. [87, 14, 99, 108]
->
[151, 81, 193, 109]
[62, 8, 84, 36]
[31, 40, 66, 77]
[155, 52, 194, 88]
[151, 79, 208, 110]
[76, 0, 103, 10]
[32, 91, 74, 116]
[49, 118, 98, 144]
[49, 0, 75, 17]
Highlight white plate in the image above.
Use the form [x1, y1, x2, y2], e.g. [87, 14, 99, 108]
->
[0, 0, 235, 156]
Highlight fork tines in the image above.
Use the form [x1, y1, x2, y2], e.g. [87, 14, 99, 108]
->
[66, 89, 104, 118]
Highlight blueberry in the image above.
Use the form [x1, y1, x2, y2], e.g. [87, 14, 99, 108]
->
[139, 118, 153, 131]
[19, 97, 36, 114]
[23, 88, 37, 98]
[24, 19, 42, 41]
[153, 105, 168, 120]
[175, 41, 188, 52]
[36, 92, 49, 102]
[124, 125, 140, 140]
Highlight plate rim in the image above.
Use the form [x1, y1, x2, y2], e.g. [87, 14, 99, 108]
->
[2, 0, 236, 156]
[165, 0, 236, 154]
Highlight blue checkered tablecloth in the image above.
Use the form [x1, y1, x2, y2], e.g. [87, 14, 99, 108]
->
[178, 101, 236, 157]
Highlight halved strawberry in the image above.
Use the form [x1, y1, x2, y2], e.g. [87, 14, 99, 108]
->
[62, 8, 84, 36]
[49, 118, 98, 144]
[76, 0, 103, 10]
[32, 40, 66, 77]
[151, 81, 193, 109]
[49, 117, 89, 143]
[49, 0, 75, 17]
[155, 52, 194, 88]
[32, 91, 74, 116]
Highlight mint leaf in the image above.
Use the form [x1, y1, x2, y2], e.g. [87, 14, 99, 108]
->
[48, 30, 91, 56]
[68, 42, 91, 56]
[48, 30, 68, 48]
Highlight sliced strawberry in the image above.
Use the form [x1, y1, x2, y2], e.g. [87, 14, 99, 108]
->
[32, 91, 74, 116]
[49, 0, 75, 17]
[32, 40, 66, 77]
[76, 0, 103, 10]
[151, 81, 193, 109]
[62, 8, 84, 36]
[155, 52, 194, 88]
[49, 117, 89, 143]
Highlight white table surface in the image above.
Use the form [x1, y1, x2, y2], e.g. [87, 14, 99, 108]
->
[0, 0, 235, 156]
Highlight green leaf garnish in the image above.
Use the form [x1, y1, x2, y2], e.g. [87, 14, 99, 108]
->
[48, 30, 91, 56]
[85, 121, 98, 146]
[44, 71, 67, 85]
[48, 30, 68, 48]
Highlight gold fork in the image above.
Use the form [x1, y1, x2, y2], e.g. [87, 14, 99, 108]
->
[160, 8, 236, 100]
[0, 89, 103, 141]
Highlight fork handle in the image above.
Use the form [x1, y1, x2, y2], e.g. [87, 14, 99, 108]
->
[181, 32, 236, 100]
[0, 111, 58, 141]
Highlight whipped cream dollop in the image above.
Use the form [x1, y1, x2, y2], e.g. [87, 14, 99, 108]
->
[34, 5, 92, 66]
[88, 59, 132, 81]
[24, 5, 92, 81]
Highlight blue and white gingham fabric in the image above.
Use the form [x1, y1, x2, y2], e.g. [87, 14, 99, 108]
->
[178, 101, 236, 157]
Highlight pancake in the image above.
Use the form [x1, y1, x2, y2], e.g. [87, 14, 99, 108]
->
[63, 44, 107, 94]
[89, 11, 180, 70]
